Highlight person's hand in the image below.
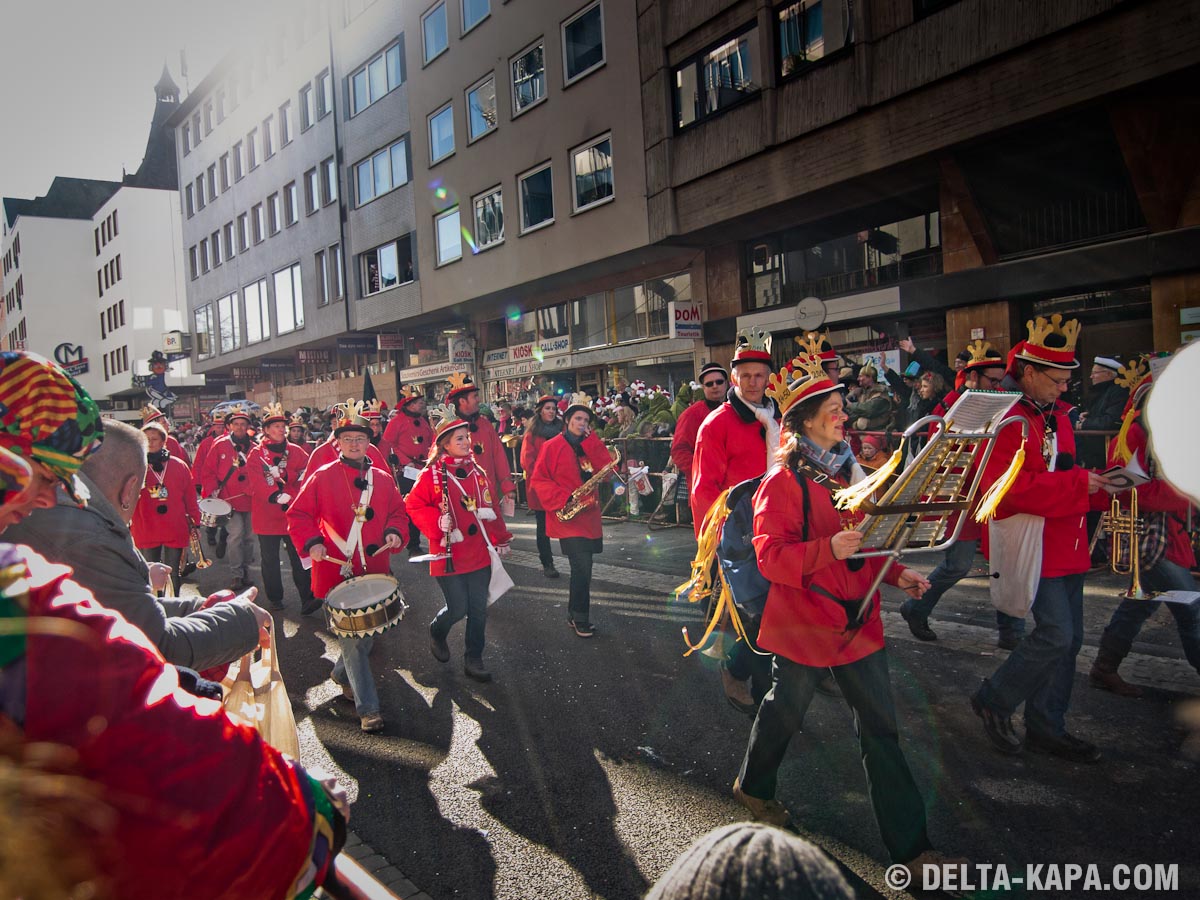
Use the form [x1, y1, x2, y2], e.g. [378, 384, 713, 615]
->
[310, 543, 327, 562]
[449, 528, 464, 544]
[899, 337, 916, 354]
[306, 766, 350, 823]
[830, 530, 864, 560]
[246, 595, 272, 648]
[1087, 471, 1115, 494]
[438, 512, 453, 533]
[147, 562, 172, 593]
[495, 542, 511, 558]
[897, 568, 932, 598]
[384, 532, 402, 550]
[275, 492, 291, 505]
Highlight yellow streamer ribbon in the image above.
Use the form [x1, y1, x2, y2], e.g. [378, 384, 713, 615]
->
[974, 445, 1025, 523]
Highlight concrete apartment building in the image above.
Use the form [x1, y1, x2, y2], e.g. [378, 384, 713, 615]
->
[635, 0, 1200, 376]
[2, 69, 205, 420]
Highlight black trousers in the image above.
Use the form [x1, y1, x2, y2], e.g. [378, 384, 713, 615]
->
[533, 510, 554, 568]
[725, 615, 774, 703]
[560, 537, 601, 624]
[142, 544, 184, 594]
[258, 534, 313, 606]
[738, 650, 932, 864]
[399, 475, 424, 549]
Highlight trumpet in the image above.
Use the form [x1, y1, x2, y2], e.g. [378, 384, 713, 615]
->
[557, 448, 621, 521]
[1101, 487, 1154, 601]
[180, 527, 213, 576]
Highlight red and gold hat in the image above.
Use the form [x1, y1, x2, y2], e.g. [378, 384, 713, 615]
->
[261, 401, 288, 426]
[535, 394, 557, 408]
[433, 416, 470, 444]
[962, 339, 1006, 373]
[445, 372, 480, 403]
[141, 403, 167, 424]
[564, 391, 596, 422]
[332, 399, 371, 436]
[398, 385, 424, 406]
[731, 326, 773, 368]
[795, 330, 837, 366]
[224, 403, 252, 423]
[766, 352, 843, 419]
[1012, 314, 1081, 370]
[362, 399, 384, 420]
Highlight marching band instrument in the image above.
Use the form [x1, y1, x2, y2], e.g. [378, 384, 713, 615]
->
[557, 448, 622, 522]
[439, 458, 455, 573]
[198, 496, 232, 528]
[324, 574, 408, 639]
[180, 527, 213, 576]
[1102, 488, 1155, 601]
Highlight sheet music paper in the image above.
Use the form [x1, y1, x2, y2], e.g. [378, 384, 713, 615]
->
[1100, 454, 1151, 493]
[942, 390, 1022, 433]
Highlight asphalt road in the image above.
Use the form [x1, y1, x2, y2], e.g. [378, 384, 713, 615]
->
[191, 518, 1200, 900]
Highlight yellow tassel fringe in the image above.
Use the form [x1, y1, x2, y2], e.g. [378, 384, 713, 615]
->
[974, 445, 1025, 523]
[834, 446, 903, 511]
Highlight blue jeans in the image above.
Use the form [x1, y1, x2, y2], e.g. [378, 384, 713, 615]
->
[431, 567, 490, 659]
[901, 539, 1026, 640]
[738, 651, 932, 863]
[1100, 558, 1200, 674]
[977, 573, 1084, 737]
[331, 634, 378, 717]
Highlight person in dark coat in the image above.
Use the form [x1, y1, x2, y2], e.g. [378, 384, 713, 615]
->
[1076, 355, 1128, 467]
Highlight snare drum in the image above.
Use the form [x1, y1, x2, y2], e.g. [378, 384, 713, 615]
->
[198, 497, 232, 528]
[324, 574, 408, 639]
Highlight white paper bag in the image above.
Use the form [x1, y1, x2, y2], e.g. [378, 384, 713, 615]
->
[486, 547, 514, 605]
[987, 513, 1044, 618]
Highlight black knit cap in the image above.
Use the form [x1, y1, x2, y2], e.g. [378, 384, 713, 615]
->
[645, 824, 853, 900]
[698, 362, 728, 382]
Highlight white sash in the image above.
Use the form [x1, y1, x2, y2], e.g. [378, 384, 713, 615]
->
[325, 466, 373, 569]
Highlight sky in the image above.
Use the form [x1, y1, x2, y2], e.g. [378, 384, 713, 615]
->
[0, 0, 243, 201]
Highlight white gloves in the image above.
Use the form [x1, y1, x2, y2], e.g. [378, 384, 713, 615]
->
[275, 493, 291, 505]
[477, 507, 497, 521]
[438, 513, 453, 533]
[495, 542, 511, 558]
[752, 403, 782, 476]
[449, 528, 464, 544]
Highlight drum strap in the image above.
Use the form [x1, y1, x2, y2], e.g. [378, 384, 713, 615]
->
[326, 468, 373, 573]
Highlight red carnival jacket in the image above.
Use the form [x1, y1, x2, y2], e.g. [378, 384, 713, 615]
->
[383, 410, 435, 468]
[691, 395, 779, 537]
[165, 433, 189, 465]
[406, 453, 512, 576]
[520, 424, 563, 511]
[199, 434, 255, 512]
[302, 438, 388, 483]
[670, 399, 719, 478]
[191, 429, 224, 491]
[529, 431, 614, 541]
[247, 440, 310, 536]
[131, 455, 201, 549]
[464, 413, 516, 496]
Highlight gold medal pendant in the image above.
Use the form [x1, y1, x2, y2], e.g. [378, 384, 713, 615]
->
[354, 504, 368, 522]
[464, 497, 477, 512]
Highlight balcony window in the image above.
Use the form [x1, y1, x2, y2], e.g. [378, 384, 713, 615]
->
[350, 42, 404, 116]
[674, 24, 760, 130]
[355, 137, 409, 206]
[361, 236, 414, 295]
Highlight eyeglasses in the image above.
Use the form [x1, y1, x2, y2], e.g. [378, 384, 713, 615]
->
[977, 373, 1003, 386]
[1035, 368, 1072, 388]
[702, 378, 727, 387]
[339, 436, 370, 445]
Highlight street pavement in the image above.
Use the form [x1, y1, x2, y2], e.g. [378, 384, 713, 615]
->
[190, 515, 1200, 900]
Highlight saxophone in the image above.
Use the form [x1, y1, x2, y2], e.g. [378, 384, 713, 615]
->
[556, 448, 621, 521]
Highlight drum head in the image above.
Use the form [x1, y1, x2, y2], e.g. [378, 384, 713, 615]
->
[325, 574, 399, 610]
[324, 574, 407, 639]
[1145, 343, 1200, 505]
[199, 497, 232, 515]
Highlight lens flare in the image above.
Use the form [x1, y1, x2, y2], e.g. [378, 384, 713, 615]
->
[461, 226, 478, 255]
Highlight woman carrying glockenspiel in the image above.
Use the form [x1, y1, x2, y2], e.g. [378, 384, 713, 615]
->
[407, 417, 512, 683]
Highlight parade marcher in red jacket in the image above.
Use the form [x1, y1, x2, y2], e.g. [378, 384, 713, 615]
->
[530, 393, 620, 637]
[446, 373, 517, 506]
[0, 352, 349, 900]
[407, 417, 513, 681]
[899, 341, 1020, 646]
[383, 386, 435, 553]
[287, 402, 409, 733]
[192, 410, 225, 545]
[198, 405, 257, 590]
[132, 419, 200, 594]
[971, 316, 1114, 763]
[520, 395, 564, 578]
[289, 411, 314, 451]
[302, 423, 389, 482]
[732, 350, 951, 885]
[1089, 359, 1199, 697]
[247, 403, 315, 612]
[670, 363, 727, 520]
[141, 402, 189, 464]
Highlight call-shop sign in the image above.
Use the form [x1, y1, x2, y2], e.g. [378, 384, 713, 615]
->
[668, 301, 703, 340]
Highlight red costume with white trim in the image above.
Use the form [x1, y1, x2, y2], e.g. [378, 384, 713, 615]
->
[464, 413, 516, 496]
[406, 453, 512, 576]
[302, 437, 388, 482]
[691, 394, 779, 537]
[131, 455, 201, 549]
[529, 431, 613, 541]
[382, 409, 434, 468]
[199, 434, 254, 512]
[247, 439, 310, 535]
[670, 399, 719, 480]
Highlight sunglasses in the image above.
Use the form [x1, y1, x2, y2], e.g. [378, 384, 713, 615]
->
[702, 378, 727, 387]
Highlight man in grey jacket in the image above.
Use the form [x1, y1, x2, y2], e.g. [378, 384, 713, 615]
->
[6, 420, 268, 671]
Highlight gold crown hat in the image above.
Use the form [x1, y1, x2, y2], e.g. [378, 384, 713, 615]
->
[261, 401, 288, 425]
[766, 352, 840, 419]
[445, 372, 480, 403]
[224, 403, 252, 422]
[361, 398, 384, 419]
[141, 403, 167, 424]
[287, 411, 308, 429]
[962, 339, 1006, 373]
[732, 325, 773, 367]
[398, 384, 424, 406]
[1111, 356, 1158, 465]
[795, 329, 837, 364]
[1014, 314, 1081, 369]
[433, 414, 471, 445]
[563, 391, 596, 421]
[332, 398, 371, 436]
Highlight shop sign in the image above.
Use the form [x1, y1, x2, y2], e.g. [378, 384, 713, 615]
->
[509, 335, 571, 361]
[451, 336, 476, 367]
[53, 342, 89, 376]
[483, 347, 510, 365]
[204, 373, 238, 386]
[400, 359, 473, 383]
[296, 349, 332, 364]
[230, 367, 260, 380]
[259, 357, 293, 371]
[337, 334, 378, 353]
[484, 354, 574, 380]
[668, 302, 703, 340]
[1180, 307, 1200, 326]
[377, 334, 405, 351]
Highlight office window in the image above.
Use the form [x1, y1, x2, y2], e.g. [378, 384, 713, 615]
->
[350, 42, 404, 116]
[316, 249, 329, 305]
[428, 103, 454, 164]
[778, 1, 828, 76]
[473, 186, 503, 249]
[100, 310, 106, 339]
[211, 230, 222, 266]
[233, 141, 245, 180]
[362, 235, 414, 294]
[263, 116, 275, 157]
[462, 0, 489, 33]
[317, 70, 333, 118]
[267, 193, 281, 235]
[181, 123, 191, 154]
[279, 102, 293, 144]
[244, 278, 271, 344]
[111, 210, 117, 235]
[571, 133, 613, 212]
[206, 164, 217, 200]
[192, 113, 202, 144]
[330, 244, 345, 300]
[435, 208, 461, 265]
[284, 182, 299, 225]
[215, 87, 226, 122]
[423, 2, 448, 63]
[247, 128, 260, 168]
[219, 153, 231, 192]
[273, 263, 304, 334]
[229, 74, 241, 110]
[237, 212, 250, 251]
[562, 1, 605, 85]
[199, 238, 210, 273]
[674, 25, 760, 129]
[188, 245, 198, 280]
[355, 137, 409, 206]
[194, 304, 215, 360]
[217, 292, 240, 353]
[518, 162, 554, 233]
[300, 84, 315, 130]
[223, 221, 236, 259]
[203, 100, 214, 134]
[321, 157, 338, 205]
[304, 168, 320, 214]
[466, 74, 497, 142]
[184, 184, 195, 218]
[511, 39, 546, 116]
[195, 176, 206, 210]
[252, 203, 265, 243]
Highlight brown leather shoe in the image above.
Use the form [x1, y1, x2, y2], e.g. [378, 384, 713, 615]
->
[1089, 665, 1144, 698]
[721, 666, 756, 715]
[732, 778, 791, 828]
